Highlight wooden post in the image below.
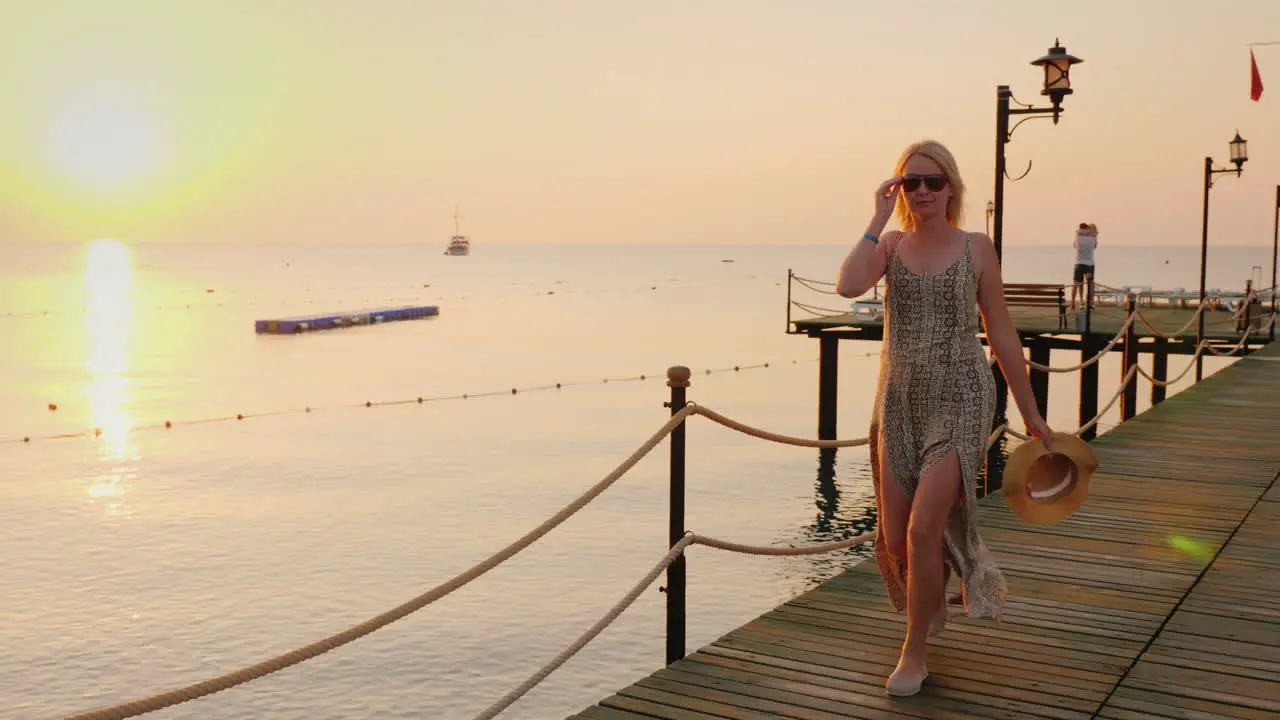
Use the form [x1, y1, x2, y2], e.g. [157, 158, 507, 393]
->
[1151, 337, 1169, 406]
[664, 365, 690, 665]
[1028, 338, 1050, 419]
[818, 335, 839, 440]
[1237, 279, 1253, 332]
[1121, 296, 1139, 422]
[1079, 332, 1100, 441]
[785, 269, 793, 334]
[1085, 274, 1095, 333]
[1245, 278, 1253, 331]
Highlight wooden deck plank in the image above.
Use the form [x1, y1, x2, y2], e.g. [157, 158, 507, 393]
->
[1100, 474, 1280, 719]
[572, 341, 1280, 718]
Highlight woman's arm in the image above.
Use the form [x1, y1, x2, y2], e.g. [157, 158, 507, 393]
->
[836, 228, 899, 298]
[972, 233, 1049, 434]
[836, 177, 904, 298]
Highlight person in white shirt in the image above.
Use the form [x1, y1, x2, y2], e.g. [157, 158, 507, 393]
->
[1070, 222, 1097, 311]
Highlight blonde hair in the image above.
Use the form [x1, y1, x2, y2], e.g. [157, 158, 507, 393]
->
[893, 140, 966, 232]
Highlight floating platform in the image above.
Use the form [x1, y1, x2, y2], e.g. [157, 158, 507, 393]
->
[254, 305, 439, 334]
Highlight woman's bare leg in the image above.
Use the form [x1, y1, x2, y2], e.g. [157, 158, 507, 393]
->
[888, 449, 962, 695]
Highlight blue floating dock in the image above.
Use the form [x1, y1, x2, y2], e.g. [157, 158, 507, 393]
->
[254, 305, 439, 334]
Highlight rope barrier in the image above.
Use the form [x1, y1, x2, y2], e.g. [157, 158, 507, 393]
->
[475, 528, 877, 719]
[689, 404, 870, 448]
[790, 299, 858, 316]
[790, 275, 840, 294]
[1205, 316, 1273, 356]
[1133, 304, 1208, 338]
[1137, 344, 1207, 388]
[1023, 313, 1135, 373]
[53, 405, 701, 720]
[1021, 300, 1263, 373]
[1073, 365, 1138, 437]
[3, 361, 785, 447]
[471, 535, 698, 720]
[1072, 315, 1271, 434]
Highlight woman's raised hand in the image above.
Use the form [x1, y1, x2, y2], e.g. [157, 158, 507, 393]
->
[873, 177, 903, 226]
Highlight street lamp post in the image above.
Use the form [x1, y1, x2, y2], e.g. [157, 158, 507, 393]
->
[989, 39, 1082, 430]
[1272, 185, 1279, 342]
[991, 39, 1083, 262]
[1196, 132, 1249, 381]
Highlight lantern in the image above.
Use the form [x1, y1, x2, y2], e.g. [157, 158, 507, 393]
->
[1031, 39, 1084, 104]
[1229, 131, 1248, 173]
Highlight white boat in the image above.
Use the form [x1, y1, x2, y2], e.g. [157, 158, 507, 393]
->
[444, 206, 470, 256]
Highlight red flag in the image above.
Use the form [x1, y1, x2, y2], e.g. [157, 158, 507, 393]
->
[1251, 50, 1264, 101]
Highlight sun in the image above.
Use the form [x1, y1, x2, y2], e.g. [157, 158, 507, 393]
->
[49, 87, 161, 189]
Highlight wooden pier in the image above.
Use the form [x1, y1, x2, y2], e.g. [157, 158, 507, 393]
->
[787, 277, 1269, 444]
[570, 342, 1280, 719]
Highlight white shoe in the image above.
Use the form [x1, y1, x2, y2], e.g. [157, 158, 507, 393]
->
[886, 664, 928, 696]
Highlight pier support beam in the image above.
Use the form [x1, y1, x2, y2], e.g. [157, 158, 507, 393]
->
[818, 335, 839, 441]
[1121, 297, 1140, 422]
[1029, 338, 1050, 419]
[1151, 337, 1169, 406]
[1079, 334, 1100, 441]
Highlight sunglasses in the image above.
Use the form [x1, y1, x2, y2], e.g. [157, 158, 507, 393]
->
[901, 174, 948, 193]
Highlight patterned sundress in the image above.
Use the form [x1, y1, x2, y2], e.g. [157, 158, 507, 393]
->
[868, 231, 1006, 619]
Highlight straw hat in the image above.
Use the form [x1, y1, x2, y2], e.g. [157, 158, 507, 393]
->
[1002, 432, 1099, 524]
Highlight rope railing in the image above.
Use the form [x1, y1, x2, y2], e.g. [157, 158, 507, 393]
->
[53, 404, 699, 720]
[1133, 303, 1208, 338]
[1205, 315, 1274, 356]
[475, 527, 878, 720]
[790, 299, 856, 316]
[791, 272, 1272, 313]
[46, 392, 910, 720]
[1074, 365, 1140, 436]
[790, 275, 840, 294]
[1090, 280, 1275, 301]
[991, 313, 1274, 448]
[1022, 294, 1261, 373]
[1023, 313, 1135, 373]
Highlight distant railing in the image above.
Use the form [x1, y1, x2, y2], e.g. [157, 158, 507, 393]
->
[787, 268, 1276, 332]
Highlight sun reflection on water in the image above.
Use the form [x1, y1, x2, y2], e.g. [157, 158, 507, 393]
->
[83, 238, 137, 511]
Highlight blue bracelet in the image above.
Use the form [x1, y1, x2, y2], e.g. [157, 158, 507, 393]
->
[862, 232, 879, 245]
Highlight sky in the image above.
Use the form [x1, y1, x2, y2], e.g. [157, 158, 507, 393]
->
[1, 0, 1278, 247]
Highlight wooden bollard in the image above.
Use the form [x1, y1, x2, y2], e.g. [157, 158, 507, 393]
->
[664, 365, 691, 666]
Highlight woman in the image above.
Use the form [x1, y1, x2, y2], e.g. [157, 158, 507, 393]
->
[835, 140, 1052, 696]
[1070, 222, 1098, 311]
